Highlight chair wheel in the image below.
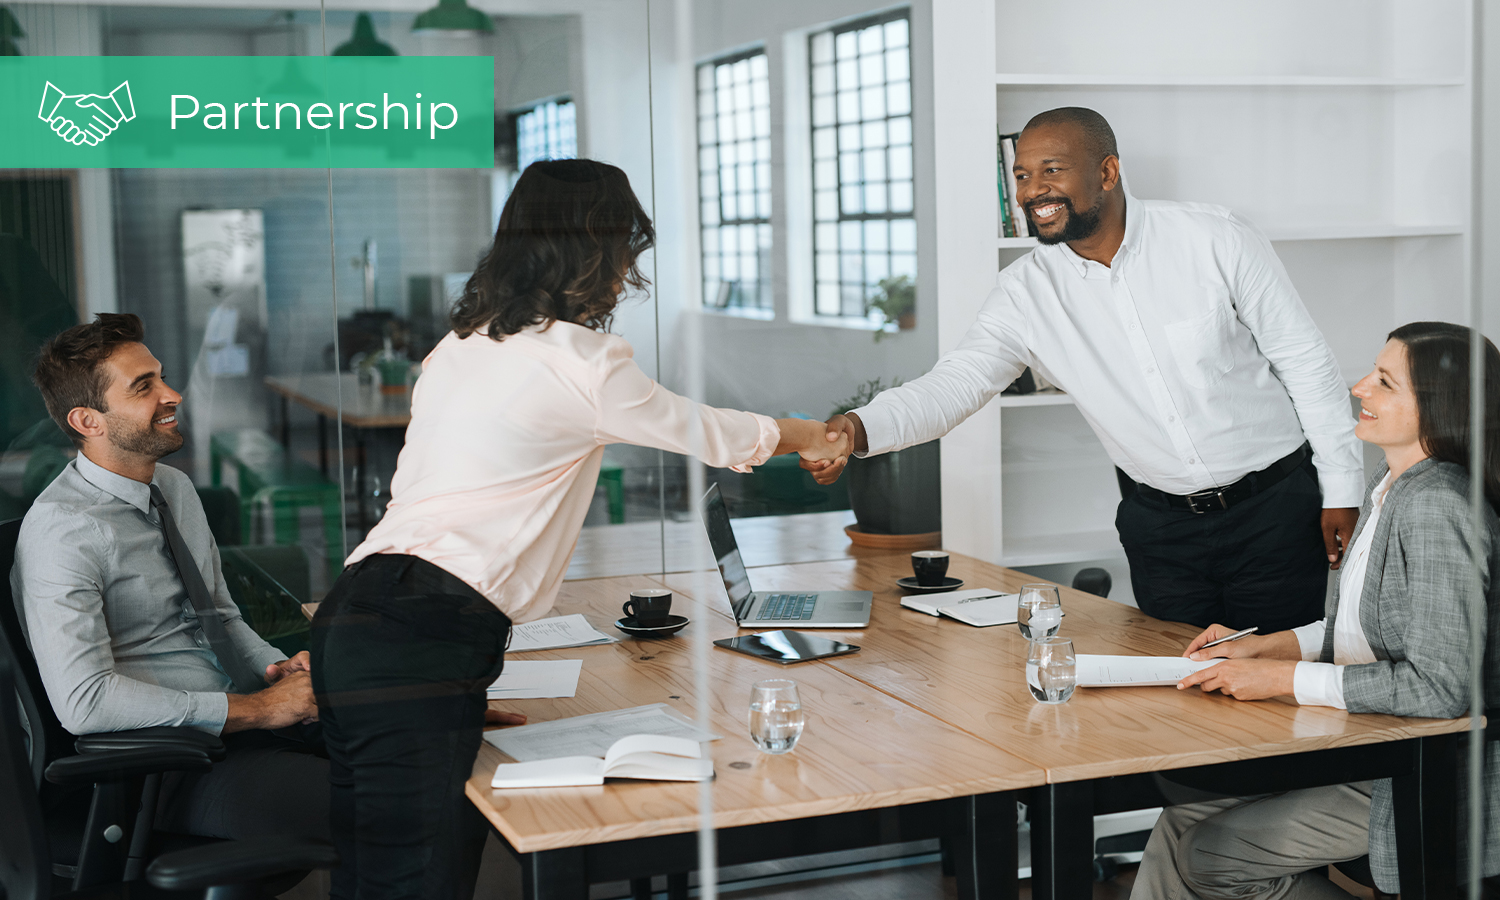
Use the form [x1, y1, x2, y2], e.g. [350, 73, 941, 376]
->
[1093, 856, 1119, 882]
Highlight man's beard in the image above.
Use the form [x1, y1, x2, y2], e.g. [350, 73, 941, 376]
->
[106, 411, 184, 460]
[1027, 197, 1104, 245]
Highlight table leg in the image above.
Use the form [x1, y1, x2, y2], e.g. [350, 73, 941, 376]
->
[520, 847, 588, 900]
[948, 792, 1017, 900]
[628, 877, 652, 899]
[665, 872, 689, 900]
[356, 428, 369, 533]
[1029, 782, 1094, 900]
[280, 396, 290, 448]
[1394, 732, 1459, 899]
[318, 414, 328, 479]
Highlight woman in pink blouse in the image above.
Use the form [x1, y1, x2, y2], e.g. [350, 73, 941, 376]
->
[310, 159, 850, 900]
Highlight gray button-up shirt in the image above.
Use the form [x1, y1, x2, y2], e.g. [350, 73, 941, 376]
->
[11, 452, 285, 734]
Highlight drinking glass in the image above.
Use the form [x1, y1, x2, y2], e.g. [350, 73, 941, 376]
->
[749, 679, 805, 754]
[1018, 583, 1063, 641]
[1026, 637, 1077, 704]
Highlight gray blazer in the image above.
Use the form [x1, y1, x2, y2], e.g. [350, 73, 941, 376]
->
[1327, 459, 1499, 891]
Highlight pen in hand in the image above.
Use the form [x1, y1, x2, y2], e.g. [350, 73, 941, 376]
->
[1198, 626, 1258, 650]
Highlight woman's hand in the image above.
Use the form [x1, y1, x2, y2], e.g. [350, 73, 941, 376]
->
[1177, 659, 1297, 701]
[1183, 625, 1301, 662]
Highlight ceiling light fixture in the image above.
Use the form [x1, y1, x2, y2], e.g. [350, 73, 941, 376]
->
[334, 13, 397, 56]
[411, 0, 492, 36]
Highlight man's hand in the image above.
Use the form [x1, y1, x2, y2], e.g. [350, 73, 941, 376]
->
[1183, 625, 1301, 662]
[1177, 658, 1296, 701]
[799, 413, 868, 485]
[265, 650, 311, 684]
[1321, 507, 1359, 569]
[223, 670, 318, 733]
[485, 709, 527, 727]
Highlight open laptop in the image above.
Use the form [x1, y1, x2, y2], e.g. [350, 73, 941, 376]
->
[701, 483, 872, 628]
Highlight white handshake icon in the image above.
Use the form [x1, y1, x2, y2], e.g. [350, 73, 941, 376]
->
[38, 80, 136, 146]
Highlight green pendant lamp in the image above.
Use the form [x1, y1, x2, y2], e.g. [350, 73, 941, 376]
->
[0, 6, 25, 56]
[334, 13, 397, 56]
[412, 0, 492, 35]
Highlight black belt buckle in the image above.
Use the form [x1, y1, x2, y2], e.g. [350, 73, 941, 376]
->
[1185, 489, 1228, 514]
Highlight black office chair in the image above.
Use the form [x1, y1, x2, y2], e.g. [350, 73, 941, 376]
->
[0, 517, 236, 891]
[0, 653, 338, 900]
[1071, 567, 1112, 598]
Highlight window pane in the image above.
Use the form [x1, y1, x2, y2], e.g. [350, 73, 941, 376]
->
[864, 183, 888, 214]
[889, 115, 913, 146]
[838, 92, 861, 123]
[815, 190, 838, 220]
[890, 180, 914, 212]
[811, 30, 834, 63]
[814, 128, 837, 159]
[835, 31, 857, 59]
[863, 120, 888, 149]
[864, 219, 889, 252]
[891, 219, 917, 253]
[862, 148, 887, 183]
[840, 124, 863, 152]
[812, 64, 835, 96]
[812, 96, 836, 127]
[860, 53, 884, 87]
[887, 82, 911, 117]
[885, 17, 909, 47]
[886, 48, 910, 83]
[858, 23, 882, 55]
[815, 160, 838, 190]
[840, 220, 864, 250]
[861, 87, 886, 120]
[889, 144, 913, 181]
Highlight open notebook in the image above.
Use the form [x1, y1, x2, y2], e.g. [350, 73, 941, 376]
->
[491, 734, 712, 788]
[899, 589, 1024, 627]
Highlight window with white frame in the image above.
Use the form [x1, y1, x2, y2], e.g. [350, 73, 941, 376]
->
[697, 50, 772, 311]
[514, 98, 577, 173]
[809, 10, 914, 321]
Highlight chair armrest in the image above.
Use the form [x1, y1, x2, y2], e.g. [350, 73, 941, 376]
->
[146, 837, 339, 891]
[44, 747, 212, 785]
[75, 725, 227, 761]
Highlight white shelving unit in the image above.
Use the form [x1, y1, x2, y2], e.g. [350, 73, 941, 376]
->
[932, 0, 1473, 570]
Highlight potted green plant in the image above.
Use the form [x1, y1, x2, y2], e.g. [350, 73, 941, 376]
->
[832, 378, 941, 539]
[866, 275, 915, 342]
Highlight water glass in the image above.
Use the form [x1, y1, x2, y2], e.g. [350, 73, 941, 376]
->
[1018, 583, 1063, 641]
[1026, 637, 1077, 704]
[749, 679, 805, 754]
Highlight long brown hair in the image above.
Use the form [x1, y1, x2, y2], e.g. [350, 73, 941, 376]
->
[1389, 321, 1500, 510]
[451, 159, 654, 340]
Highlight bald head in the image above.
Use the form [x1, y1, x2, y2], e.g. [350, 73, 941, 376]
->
[1022, 107, 1117, 165]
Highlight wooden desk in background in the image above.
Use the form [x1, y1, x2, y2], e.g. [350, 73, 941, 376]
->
[664, 552, 1470, 900]
[264, 373, 412, 528]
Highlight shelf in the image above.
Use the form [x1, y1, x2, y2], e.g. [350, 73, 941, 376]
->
[1000, 529, 1125, 567]
[995, 73, 1464, 88]
[999, 391, 1072, 408]
[997, 224, 1462, 252]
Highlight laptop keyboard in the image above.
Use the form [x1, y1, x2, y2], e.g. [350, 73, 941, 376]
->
[758, 593, 818, 620]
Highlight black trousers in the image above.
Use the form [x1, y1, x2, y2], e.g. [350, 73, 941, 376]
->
[1115, 455, 1328, 633]
[155, 728, 329, 841]
[311, 554, 510, 900]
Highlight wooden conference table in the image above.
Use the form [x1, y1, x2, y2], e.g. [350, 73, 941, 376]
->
[310, 541, 1472, 900]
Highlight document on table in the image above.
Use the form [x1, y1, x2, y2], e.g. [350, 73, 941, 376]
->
[1076, 654, 1223, 687]
[486, 660, 582, 700]
[483, 703, 720, 762]
[508, 614, 616, 653]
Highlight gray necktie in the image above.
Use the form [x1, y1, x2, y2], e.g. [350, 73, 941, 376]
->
[148, 483, 265, 694]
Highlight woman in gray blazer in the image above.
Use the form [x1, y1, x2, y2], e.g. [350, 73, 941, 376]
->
[1132, 321, 1500, 899]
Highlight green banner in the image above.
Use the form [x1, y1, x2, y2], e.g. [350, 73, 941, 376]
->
[0, 56, 494, 168]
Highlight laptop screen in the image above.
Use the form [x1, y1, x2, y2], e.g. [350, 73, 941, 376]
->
[702, 484, 753, 609]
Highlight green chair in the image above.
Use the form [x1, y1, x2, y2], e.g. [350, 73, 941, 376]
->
[209, 429, 342, 578]
[598, 462, 626, 524]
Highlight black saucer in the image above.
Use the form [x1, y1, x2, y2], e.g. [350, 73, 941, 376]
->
[896, 576, 964, 594]
[615, 614, 690, 637]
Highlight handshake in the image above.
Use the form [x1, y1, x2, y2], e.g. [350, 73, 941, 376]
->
[38, 80, 137, 147]
[781, 413, 864, 485]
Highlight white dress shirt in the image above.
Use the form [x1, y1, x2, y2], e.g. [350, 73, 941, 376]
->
[854, 192, 1363, 505]
[1291, 472, 1389, 707]
[347, 323, 779, 623]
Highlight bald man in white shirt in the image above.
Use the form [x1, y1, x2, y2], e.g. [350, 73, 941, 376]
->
[807, 107, 1363, 634]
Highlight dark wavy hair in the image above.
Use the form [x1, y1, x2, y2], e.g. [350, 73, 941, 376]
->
[451, 159, 655, 340]
[33, 313, 146, 447]
[1389, 321, 1500, 510]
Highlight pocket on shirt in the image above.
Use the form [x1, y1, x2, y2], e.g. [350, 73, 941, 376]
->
[1164, 296, 1238, 389]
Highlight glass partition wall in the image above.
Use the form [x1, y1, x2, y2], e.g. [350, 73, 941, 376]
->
[2, 0, 1493, 898]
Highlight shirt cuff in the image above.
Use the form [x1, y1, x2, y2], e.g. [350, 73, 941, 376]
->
[1291, 620, 1327, 661]
[1293, 661, 1348, 708]
[849, 404, 894, 457]
[187, 690, 230, 735]
[1317, 469, 1366, 509]
[729, 413, 780, 474]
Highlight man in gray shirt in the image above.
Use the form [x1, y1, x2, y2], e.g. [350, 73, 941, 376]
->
[11, 313, 327, 841]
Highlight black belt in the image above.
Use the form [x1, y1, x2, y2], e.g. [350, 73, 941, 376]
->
[1133, 443, 1310, 514]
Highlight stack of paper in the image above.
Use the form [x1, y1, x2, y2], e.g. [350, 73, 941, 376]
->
[1076, 654, 1222, 687]
[487, 660, 583, 700]
[509, 614, 616, 652]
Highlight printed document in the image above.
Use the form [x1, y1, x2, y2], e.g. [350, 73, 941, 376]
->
[1076, 654, 1223, 687]
[508, 614, 616, 653]
[486, 660, 582, 700]
[484, 703, 720, 762]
